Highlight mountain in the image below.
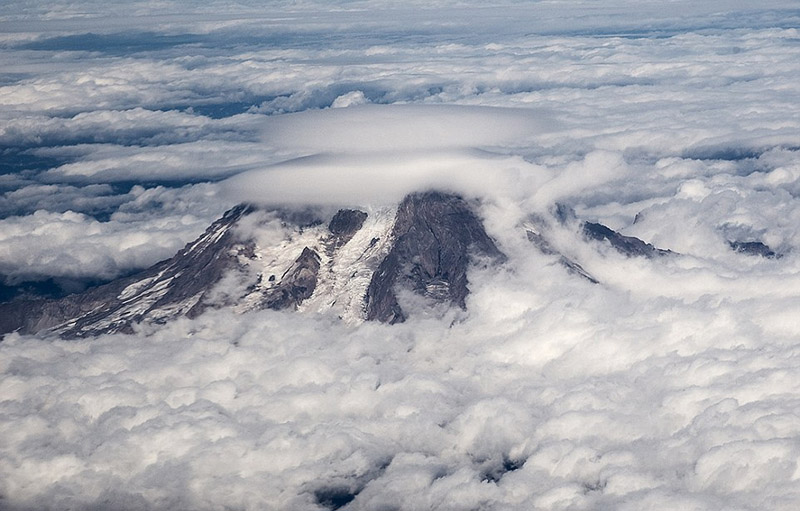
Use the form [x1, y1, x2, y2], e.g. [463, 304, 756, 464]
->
[0, 192, 505, 338]
[7, 189, 762, 339]
[0, 204, 256, 338]
[364, 191, 505, 323]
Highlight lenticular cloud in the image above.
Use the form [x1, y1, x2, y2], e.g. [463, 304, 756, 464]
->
[223, 104, 553, 206]
[257, 104, 552, 153]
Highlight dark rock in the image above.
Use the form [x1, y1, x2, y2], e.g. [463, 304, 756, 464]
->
[262, 247, 321, 310]
[526, 229, 598, 284]
[365, 191, 505, 323]
[1, 193, 506, 337]
[729, 240, 778, 258]
[327, 209, 368, 254]
[329, 209, 368, 241]
[583, 221, 671, 258]
[0, 204, 255, 337]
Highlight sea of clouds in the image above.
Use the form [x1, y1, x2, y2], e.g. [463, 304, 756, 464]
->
[2, 0, 800, 509]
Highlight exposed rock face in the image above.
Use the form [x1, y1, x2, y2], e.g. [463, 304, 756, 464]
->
[10, 190, 756, 339]
[729, 240, 778, 258]
[328, 209, 368, 247]
[525, 228, 598, 284]
[262, 247, 321, 310]
[0, 192, 505, 338]
[365, 191, 505, 324]
[525, 206, 670, 284]
[582, 222, 672, 258]
[0, 205, 254, 337]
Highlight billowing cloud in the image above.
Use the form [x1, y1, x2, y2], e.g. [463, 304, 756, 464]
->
[2, 236, 800, 509]
[2, 1, 800, 510]
[0, 184, 228, 285]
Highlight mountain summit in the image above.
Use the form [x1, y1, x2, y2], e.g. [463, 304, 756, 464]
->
[0, 192, 505, 338]
[9, 189, 756, 339]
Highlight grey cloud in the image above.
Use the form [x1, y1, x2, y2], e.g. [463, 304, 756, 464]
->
[0, 183, 124, 218]
[0, 108, 258, 149]
[40, 140, 283, 183]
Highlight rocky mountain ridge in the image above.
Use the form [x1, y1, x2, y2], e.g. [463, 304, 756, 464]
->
[0, 191, 778, 339]
[0, 192, 505, 337]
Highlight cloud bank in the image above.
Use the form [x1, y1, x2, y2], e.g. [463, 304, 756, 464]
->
[2, 1, 800, 510]
[2, 240, 800, 509]
[0, 184, 226, 286]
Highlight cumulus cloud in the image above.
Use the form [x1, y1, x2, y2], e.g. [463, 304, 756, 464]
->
[0, 183, 229, 285]
[0, 210, 191, 283]
[0, 108, 220, 147]
[3, 1, 800, 510]
[331, 90, 369, 108]
[2, 237, 800, 509]
[0, 183, 125, 218]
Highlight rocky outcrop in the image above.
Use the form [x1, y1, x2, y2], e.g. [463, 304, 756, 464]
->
[328, 209, 368, 247]
[0, 192, 507, 338]
[11, 190, 733, 339]
[365, 192, 505, 323]
[525, 228, 598, 284]
[525, 205, 672, 283]
[729, 240, 778, 258]
[0, 205, 254, 337]
[262, 247, 321, 310]
[582, 221, 672, 258]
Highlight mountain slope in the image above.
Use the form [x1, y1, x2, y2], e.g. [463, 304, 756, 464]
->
[366, 192, 505, 323]
[0, 190, 692, 339]
[0, 192, 506, 338]
[0, 205, 255, 337]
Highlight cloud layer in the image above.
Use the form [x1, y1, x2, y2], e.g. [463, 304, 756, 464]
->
[0, 184, 226, 286]
[2, 240, 800, 509]
[2, 1, 800, 510]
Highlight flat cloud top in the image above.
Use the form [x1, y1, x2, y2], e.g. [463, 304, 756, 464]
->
[258, 104, 555, 153]
[223, 104, 556, 205]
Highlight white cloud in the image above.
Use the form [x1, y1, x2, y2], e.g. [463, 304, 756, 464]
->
[331, 90, 369, 108]
[41, 139, 281, 182]
[0, 183, 124, 217]
[222, 104, 555, 206]
[223, 149, 540, 208]
[2, 241, 800, 509]
[255, 104, 554, 153]
[0, 184, 228, 283]
[3, 1, 800, 510]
